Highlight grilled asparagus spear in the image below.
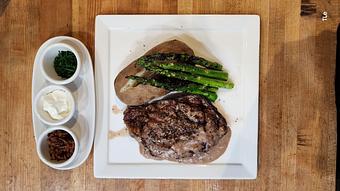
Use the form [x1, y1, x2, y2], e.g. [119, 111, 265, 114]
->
[145, 53, 223, 70]
[127, 76, 218, 101]
[139, 57, 228, 80]
[128, 75, 218, 92]
[137, 61, 234, 89]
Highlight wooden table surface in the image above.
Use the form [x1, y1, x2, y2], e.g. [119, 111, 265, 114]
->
[0, 0, 339, 190]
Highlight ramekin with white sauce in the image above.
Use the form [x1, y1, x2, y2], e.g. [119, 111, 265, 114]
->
[34, 85, 75, 126]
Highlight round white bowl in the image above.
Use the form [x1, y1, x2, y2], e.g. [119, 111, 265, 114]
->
[40, 42, 81, 85]
[37, 126, 79, 168]
[34, 85, 75, 126]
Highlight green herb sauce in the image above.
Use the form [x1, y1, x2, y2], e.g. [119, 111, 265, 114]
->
[54, 51, 77, 79]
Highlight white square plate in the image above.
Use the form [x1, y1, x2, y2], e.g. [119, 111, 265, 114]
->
[95, 15, 260, 179]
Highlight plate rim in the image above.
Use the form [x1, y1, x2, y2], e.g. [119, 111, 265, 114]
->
[94, 14, 260, 179]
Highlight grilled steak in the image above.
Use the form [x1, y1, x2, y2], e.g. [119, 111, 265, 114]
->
[123, 93, 231, 163]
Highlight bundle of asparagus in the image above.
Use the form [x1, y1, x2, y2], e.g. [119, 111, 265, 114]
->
[127, 53, 234, 101]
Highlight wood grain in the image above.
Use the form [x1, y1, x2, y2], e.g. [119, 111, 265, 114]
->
[0, 0, 339, 190]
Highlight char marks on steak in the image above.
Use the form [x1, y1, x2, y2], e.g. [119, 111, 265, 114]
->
[123, 93, 231, 163]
